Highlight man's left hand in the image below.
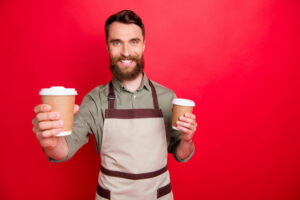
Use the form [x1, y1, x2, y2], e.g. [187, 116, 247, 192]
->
[176, 113, 197, 142]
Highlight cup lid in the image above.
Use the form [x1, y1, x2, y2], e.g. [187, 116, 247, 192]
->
[172, 98, 195, 106]
[39, 86, 78, 96]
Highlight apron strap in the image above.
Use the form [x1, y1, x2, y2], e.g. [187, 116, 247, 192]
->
[148, 80, 159, 110]
[108, 81, 115, 109]
[108, 79, 159, 110]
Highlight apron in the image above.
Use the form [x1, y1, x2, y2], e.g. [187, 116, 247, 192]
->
[96, 80, 173, 200]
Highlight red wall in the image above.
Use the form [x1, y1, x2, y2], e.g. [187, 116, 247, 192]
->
[1, 0, 299, 199]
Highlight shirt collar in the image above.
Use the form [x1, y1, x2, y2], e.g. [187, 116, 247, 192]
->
[111, 72, 151, 93]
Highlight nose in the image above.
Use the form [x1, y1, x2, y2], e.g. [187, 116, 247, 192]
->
[121, 43, 130, 57]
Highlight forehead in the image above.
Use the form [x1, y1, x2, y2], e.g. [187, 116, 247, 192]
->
[108, 22, 143, 40]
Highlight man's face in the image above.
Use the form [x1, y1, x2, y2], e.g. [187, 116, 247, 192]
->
[107, 22, 145, 81]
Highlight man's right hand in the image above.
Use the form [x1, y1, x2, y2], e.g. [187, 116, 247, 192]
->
[32, 104, 79, 159]
[32, 104, 64, 150]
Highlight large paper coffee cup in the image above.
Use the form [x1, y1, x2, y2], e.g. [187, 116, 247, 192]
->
[172, 98, 195, 130]
[39, 86, 78, 136]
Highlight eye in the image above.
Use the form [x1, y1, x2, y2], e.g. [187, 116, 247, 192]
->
[131, 40, 138, 45]
[113, 41, 120, 46]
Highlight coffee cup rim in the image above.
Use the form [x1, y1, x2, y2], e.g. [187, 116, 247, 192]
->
[39, 86, 78, 96]
[172, 98, 195, 106]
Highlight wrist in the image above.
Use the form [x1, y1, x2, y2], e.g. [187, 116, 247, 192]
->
[181, 137, 193, 144]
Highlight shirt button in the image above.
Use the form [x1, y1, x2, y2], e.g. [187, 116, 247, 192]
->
[133, 95, 136, 99]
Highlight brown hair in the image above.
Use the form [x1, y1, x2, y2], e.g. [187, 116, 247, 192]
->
[105, 10, 145, 43]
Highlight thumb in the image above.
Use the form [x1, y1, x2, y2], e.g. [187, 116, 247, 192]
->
[74, 104, 80, 114]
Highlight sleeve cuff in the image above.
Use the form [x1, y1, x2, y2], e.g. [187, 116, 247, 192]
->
[173, 143, 195, 163]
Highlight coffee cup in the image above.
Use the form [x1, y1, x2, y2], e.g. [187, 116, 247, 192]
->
[172, 98, 195, 130]
[39, 86, 78, 136]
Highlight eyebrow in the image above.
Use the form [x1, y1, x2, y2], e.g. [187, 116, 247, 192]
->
[109, 38, 142, 43]
[130, 38, 141, 42]
[109, 39, 121, 43]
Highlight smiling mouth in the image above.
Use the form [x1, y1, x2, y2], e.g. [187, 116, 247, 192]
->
[119, 59, 135, 66]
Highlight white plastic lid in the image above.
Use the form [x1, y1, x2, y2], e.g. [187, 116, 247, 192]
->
[39, 86, 78, 96]
[172, 98, 195, 106]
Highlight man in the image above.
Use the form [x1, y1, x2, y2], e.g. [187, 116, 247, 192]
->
[32, 10, 197, 200]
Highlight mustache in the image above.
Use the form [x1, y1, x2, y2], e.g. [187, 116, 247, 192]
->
[110, 55, 139, 63]
[118, 55, 138, 61]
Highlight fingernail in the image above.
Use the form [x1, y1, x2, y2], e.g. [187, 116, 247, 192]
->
[52, 112, 60, 119]
[44, 105, 50, 111]
[58, 121, 64, 126]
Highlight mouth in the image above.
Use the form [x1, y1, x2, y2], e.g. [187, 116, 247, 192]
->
[118, 59, 135, 66]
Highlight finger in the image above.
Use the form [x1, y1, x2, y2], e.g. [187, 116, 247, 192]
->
[34, 104, 51, 113]
[194, 122, 198, 130]
[74, 104, 80, 114]
[33, 128, 43, 140]
[177, 125, 193, 135]
[178, 116, 195, 124]
[176, 120, 194, 130]
[184, 113, 196, 120]
[41, 128, 62, 138]
[32, 126, 38, 134]
[38, 120, 64, 130]
[32, 117, 45, 128]
[32, 117, 37, 126]
[36, 112, 60, 122]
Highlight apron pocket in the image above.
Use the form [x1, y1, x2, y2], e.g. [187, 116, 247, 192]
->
[97, 184, 111, 199]
[157, 183, 172, 198]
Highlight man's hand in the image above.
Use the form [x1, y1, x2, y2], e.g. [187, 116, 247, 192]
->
[32, 104, 79, 150]
[176, 113, 197, 142]
[175, 113, 197, 160]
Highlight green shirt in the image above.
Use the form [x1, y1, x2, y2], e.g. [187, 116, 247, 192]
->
[50, 73, 194, 163]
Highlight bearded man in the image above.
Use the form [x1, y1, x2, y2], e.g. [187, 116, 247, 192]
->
[32, 10, 197, 200]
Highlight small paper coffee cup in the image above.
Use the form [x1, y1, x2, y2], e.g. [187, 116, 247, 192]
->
[172, 98, 195, 130]
[39, 86, 77, 136]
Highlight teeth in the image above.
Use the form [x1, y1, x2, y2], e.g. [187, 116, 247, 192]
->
[121, 60, 132, 64]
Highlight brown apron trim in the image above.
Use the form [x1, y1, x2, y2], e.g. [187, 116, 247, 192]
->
[97, 184, 111, 199]
[101, 165, 168, 180]
[157, 183, 172, 198]
[148, 80, 159, 109]
[108, 81, 115, 109]
[105, 109, 163, 119]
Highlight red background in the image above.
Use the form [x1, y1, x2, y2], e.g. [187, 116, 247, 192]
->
[0, 0, 299, 199]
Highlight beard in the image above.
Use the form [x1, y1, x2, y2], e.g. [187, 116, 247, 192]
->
[109, 54, 144, 81]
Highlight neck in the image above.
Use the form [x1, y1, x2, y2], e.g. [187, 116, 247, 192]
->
[121, 73, 143, 93]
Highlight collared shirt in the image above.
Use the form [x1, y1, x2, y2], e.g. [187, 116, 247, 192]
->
[50, 73, 193, 163]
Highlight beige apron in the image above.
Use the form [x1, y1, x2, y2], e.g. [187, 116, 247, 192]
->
[96, 80, 173, 200]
